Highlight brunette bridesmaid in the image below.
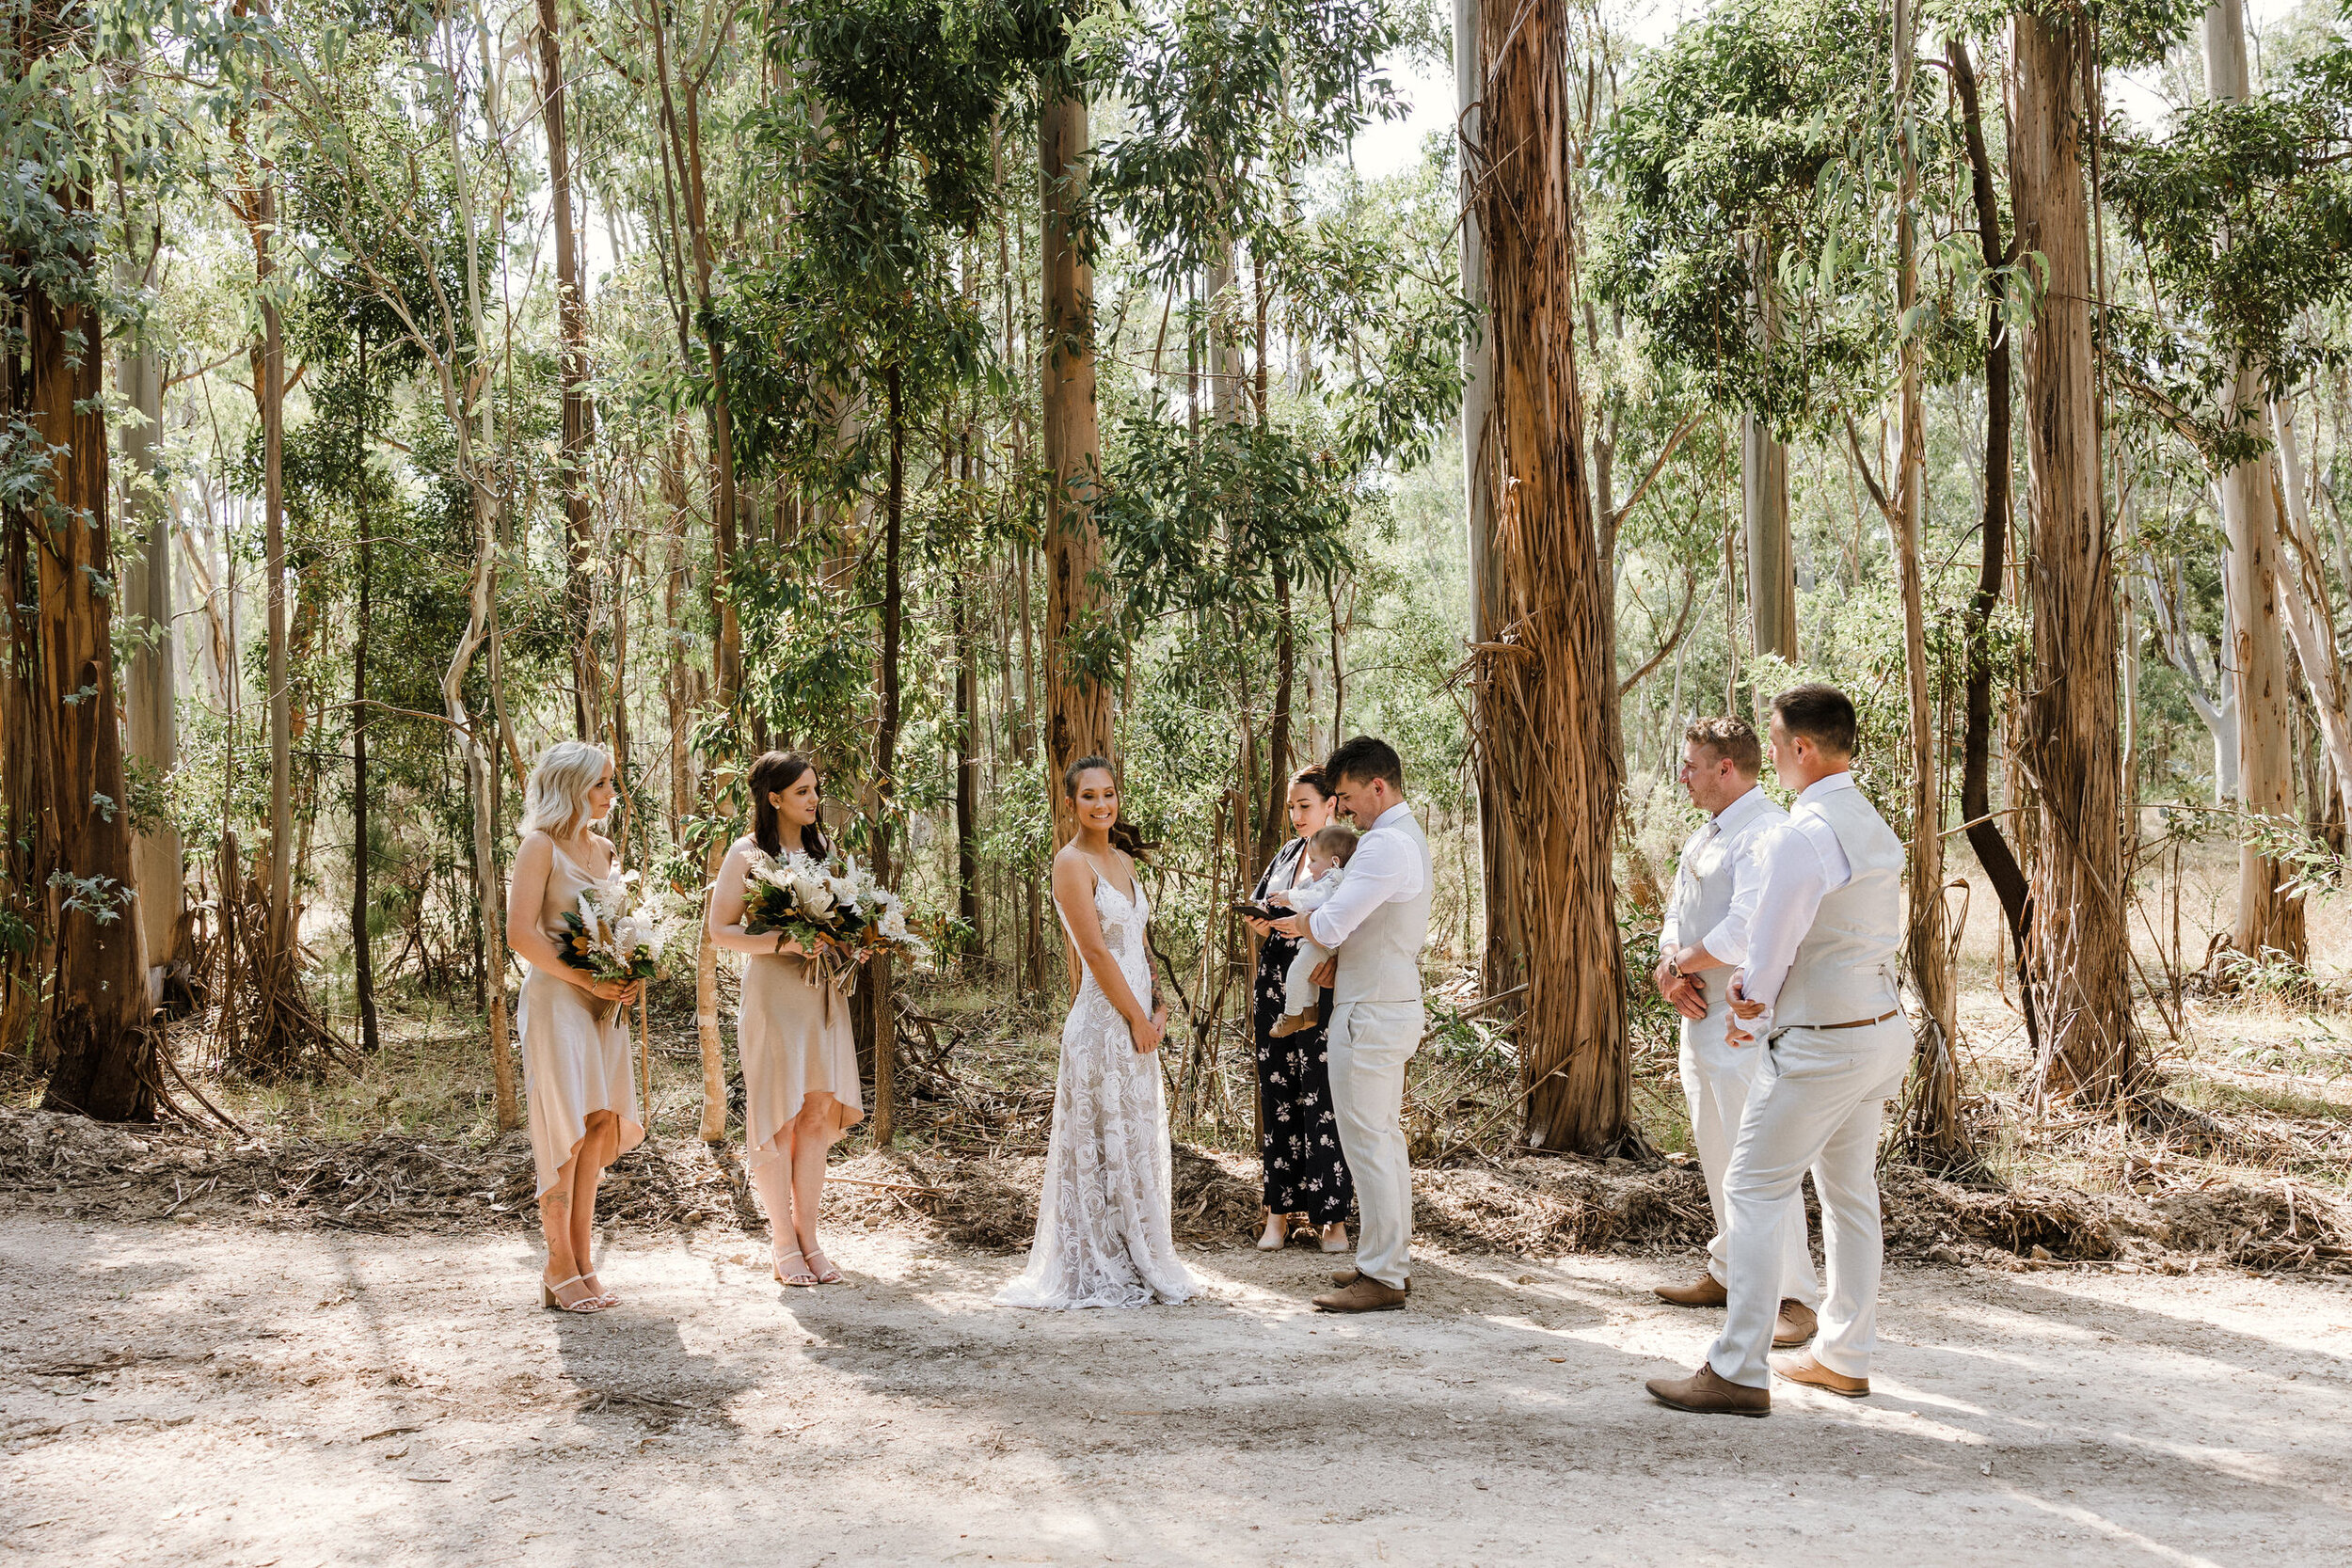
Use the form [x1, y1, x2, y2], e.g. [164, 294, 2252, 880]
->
[506, 742, 646, 1313]
[707, 752, 866, 1287]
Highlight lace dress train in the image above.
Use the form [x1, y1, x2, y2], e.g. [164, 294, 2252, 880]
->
[995, 875, 1198, 1310]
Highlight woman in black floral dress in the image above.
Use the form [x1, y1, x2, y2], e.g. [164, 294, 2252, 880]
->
[1242, 767, 1354, 1252]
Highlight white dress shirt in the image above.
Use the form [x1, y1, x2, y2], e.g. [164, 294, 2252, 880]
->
[1307, 801, 1427, 949]
[1660, 784, 1778, 965]
[1733, 772, 1858, 1040]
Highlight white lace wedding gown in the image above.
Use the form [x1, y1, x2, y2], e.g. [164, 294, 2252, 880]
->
[995, 871, 1199, 1310]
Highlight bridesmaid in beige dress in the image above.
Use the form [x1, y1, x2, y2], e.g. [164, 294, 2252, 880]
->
[707, 752, 865, 1287]
[506, 741, 646, 1313]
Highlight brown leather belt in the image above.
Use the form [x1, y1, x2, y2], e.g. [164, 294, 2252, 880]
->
[1809, 1007, 1901, 1031]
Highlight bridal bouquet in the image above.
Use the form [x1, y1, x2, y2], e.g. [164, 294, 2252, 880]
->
[557, 869, 668, 1022]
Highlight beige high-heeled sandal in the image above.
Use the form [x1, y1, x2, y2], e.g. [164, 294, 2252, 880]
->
[540, 1274, 609, 1313]
[803, 1247, 843, 1285]
[772, 1248, 818, 1288]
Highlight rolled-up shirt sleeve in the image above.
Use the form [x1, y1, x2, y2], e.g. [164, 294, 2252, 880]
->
[1306, 821, 1422, 948]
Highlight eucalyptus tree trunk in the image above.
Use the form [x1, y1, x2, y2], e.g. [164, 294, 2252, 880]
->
[533, 0, 597, 738]
[261, 186, 294, 1002]
[352, 478, 380, 1055]
[2265, 399, 2352, 823]
[1456, 0, 1526, 1007]
[863, 365, 908, 1148]
[2011, 7, 2139, 1104]
[1948, 37, 2039, 1053]
[1468, 0, 1633, 1156]
[2205, 1, 2306, 964]
[651, 10, 740, 708]
[441, 7, 516, 1128]
[116, 236, 182, 1001]
[1039, 86, 1113, 841]
[952, 546, 982, 950]
[1890, 0, 1967, 1165]
[8, 61, 153, 1116]
[1744, 249, 1796, 665]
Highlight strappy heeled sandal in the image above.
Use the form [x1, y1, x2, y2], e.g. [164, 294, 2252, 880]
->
[772, 1249, 818, 1288]
[540, 1274, 609, 1313]
[582, 1274, 620, 1307]
[803, 1248, 843, 1285]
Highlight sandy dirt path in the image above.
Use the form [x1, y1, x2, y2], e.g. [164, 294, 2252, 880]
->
[2, 1217, 2347, 1566]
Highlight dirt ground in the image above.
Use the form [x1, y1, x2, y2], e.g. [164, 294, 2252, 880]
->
[4, 1216, 2348, 1568]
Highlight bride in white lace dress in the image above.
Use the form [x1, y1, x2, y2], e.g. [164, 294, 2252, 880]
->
[996, 757, 1199, 1310]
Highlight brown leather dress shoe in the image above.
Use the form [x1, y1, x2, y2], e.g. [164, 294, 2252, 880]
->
[1329, 1267, 1408, 1290]
[1773, 1299, 1820, 1348]
[1771, 1351, 1868, 1398]
[1312, 1275, 1409, 1312]
[1654, 1273, 1729, 1307]
[1645, 1361, 1770, 1417]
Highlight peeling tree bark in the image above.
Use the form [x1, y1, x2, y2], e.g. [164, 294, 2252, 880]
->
[1468, 0, 1634, 1155]
[8, 6, 153, 1115]
[1457, 0, 1526, 1010]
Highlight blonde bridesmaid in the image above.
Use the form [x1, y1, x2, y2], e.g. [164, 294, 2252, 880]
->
[707, 752, 866, 1287]
[506, 742, 645, 1313]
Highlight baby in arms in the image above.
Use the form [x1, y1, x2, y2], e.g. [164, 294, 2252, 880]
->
[1267, 822, 1359, 1037]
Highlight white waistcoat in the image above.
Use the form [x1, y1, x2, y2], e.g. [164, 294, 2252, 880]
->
[1665, 798, 1788, 995]
[1773, 785, 1905, 1028]
[1331, 813, 1433, 1007]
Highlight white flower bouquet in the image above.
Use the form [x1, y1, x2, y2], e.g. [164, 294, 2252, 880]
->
[557, 869, 668, 1022]
[741, 848, 931, 969]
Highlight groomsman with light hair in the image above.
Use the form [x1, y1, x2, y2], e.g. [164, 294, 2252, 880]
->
[1649, 715, 1822, 1354]
[1647, 684, 1911, 1417]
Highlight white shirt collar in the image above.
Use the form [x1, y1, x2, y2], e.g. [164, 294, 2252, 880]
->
[1713, 784, 1771, 833]
[1371, 800, 1413, 832]
[1796, 771, 1859, 806]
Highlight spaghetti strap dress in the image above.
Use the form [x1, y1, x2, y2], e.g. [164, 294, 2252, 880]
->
[517, 842, 645, 1197]
[738, 944, 865, 1174]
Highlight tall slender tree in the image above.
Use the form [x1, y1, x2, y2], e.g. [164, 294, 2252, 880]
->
[2203, 0, 2305, 965]
[1040, 80, 1112, 840]
[2011, 4, 2138, 1103]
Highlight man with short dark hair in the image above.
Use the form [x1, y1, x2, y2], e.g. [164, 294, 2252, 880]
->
[1647, 683, 1910, 1417]
[1268, 736, 1429, 1312]
[1650, 717, 1820, 1344]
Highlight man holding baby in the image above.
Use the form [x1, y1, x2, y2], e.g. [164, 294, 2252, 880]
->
[1268, 736, 1431, 1313]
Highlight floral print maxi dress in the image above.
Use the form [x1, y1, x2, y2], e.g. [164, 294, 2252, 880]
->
[1250, 836, 1355, 1226]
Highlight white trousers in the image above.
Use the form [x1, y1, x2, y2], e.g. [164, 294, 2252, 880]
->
[1326, 999, 1422, 1288]
[1282, 939, 1333, 1017]
[1679, 1009, 1821, 1307]
[1707, 1020, 1910, 1388]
